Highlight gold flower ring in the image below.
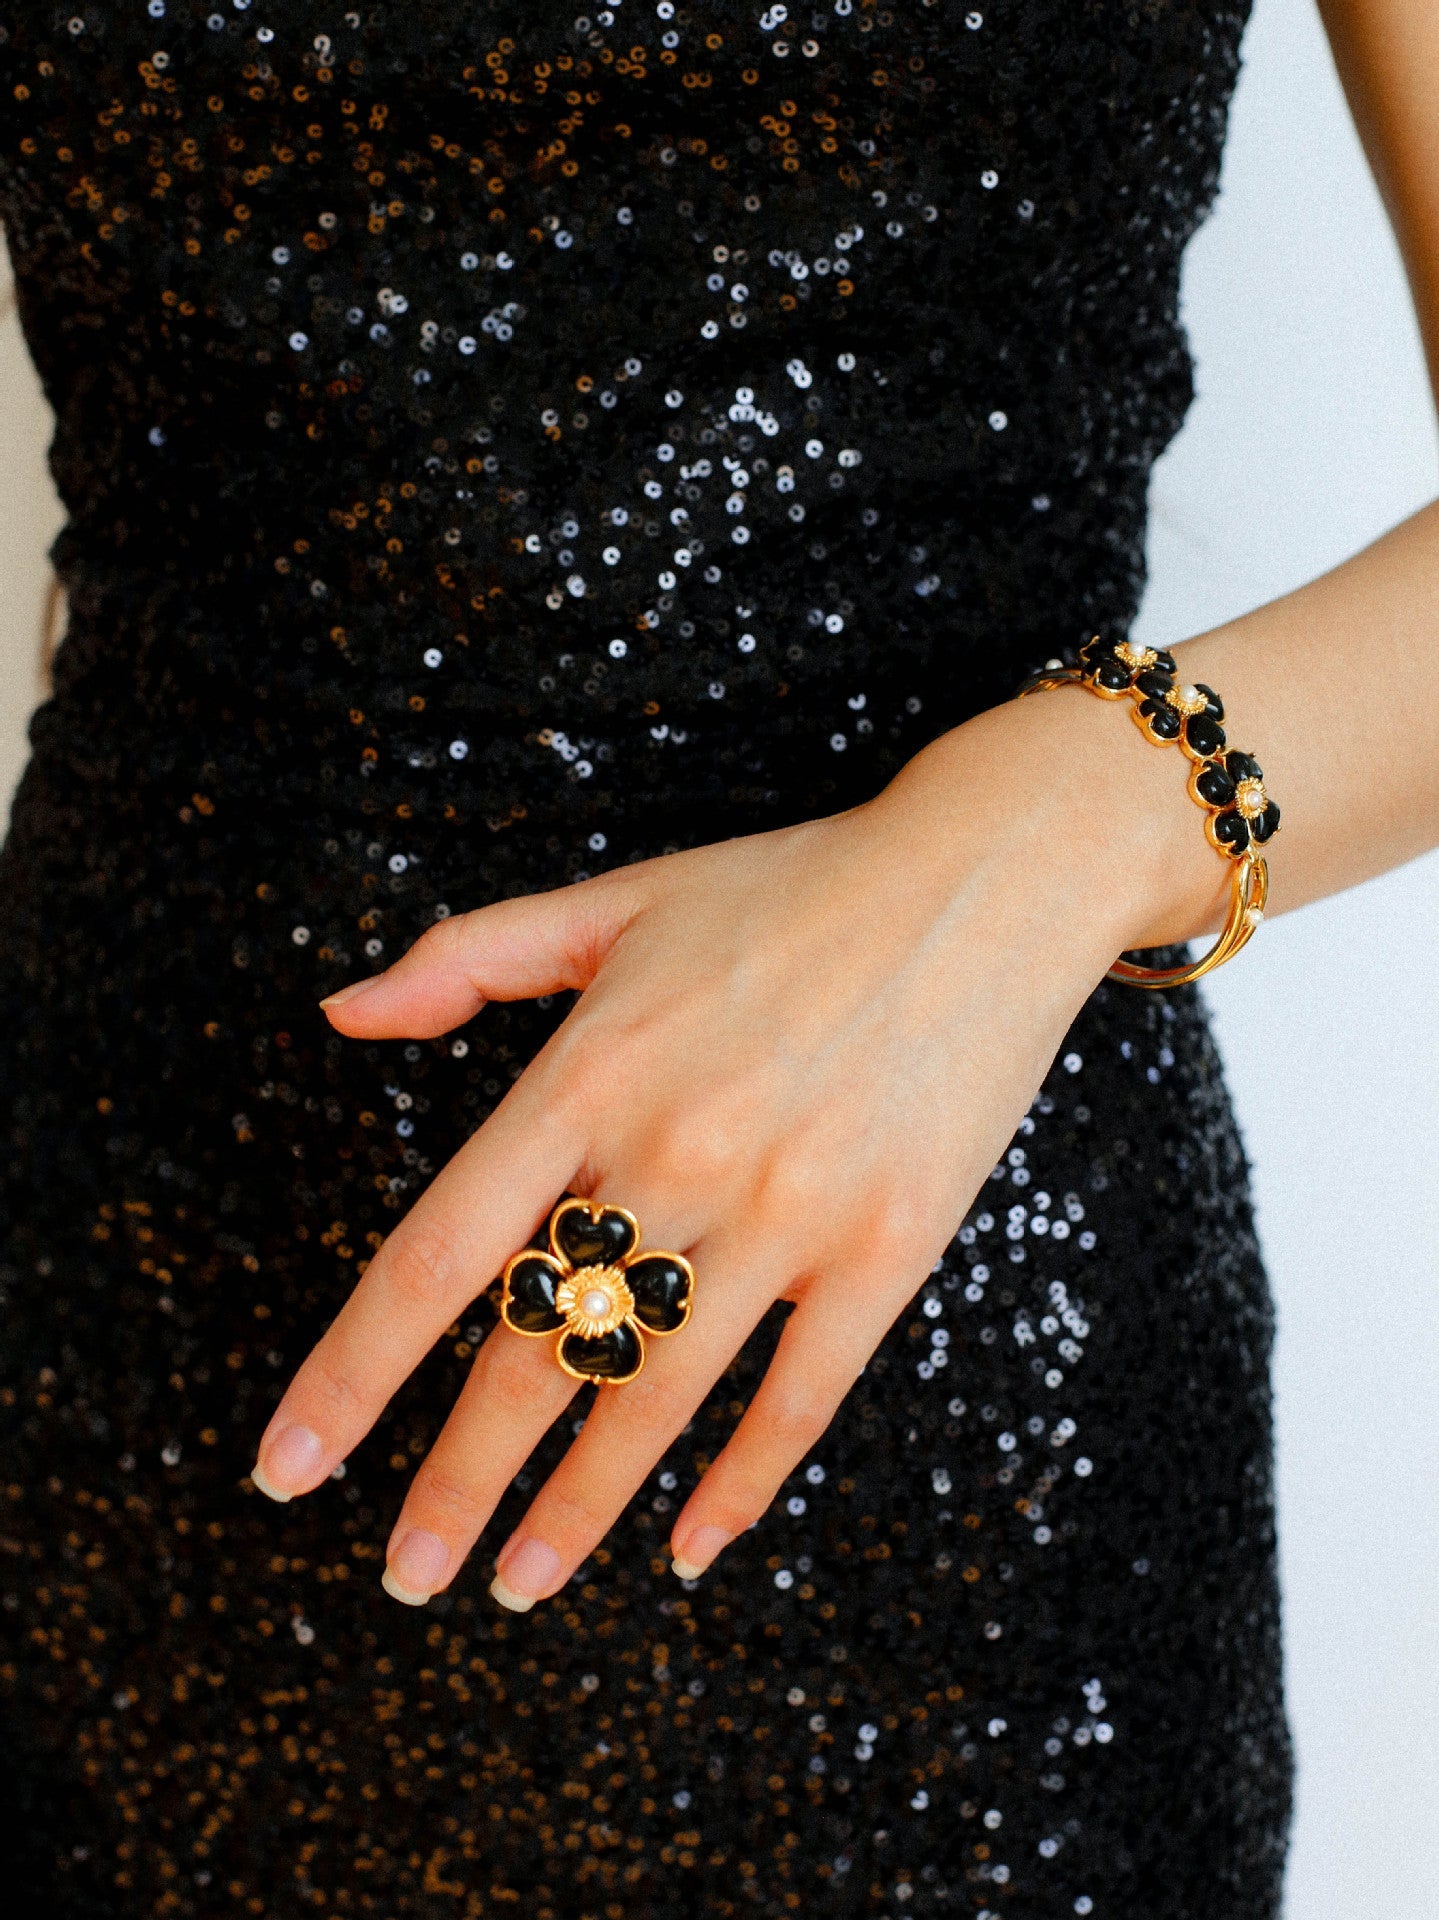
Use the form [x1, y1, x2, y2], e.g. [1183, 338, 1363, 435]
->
[498, 1198, 695, 1385]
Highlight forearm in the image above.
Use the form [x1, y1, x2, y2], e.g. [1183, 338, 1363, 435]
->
[1166, 495, 1439, 925]
[885, 495, 1439, 964]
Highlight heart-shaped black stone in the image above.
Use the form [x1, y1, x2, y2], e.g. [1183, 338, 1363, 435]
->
[1224, 749, 1263, 784]
[560, 1322, 644, 1382]
[1183, 713, 1226, 760]
[1134, 668, 1174, 699]
[1213, 810, 1251, 853]
[1252, 800, 1281, 844]
[1091, 660, 1133, 692]
[1195, 763, 1236, 808]
[504, 1255, 565, 1333]
[627, 1255, 693, 1333]
[553, 1203, 638, 1269]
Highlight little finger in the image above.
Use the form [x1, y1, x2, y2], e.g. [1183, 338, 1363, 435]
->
[668, 1274, 895, 1579]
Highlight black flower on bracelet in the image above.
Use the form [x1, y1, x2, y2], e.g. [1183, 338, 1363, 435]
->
[499, 1198, 694, 1385]
[1192, 750, 1281, 855]
[1076, 634, 1280, 856]
[1082, 633, 1178, 692]
[1080, 636, 1228, 758]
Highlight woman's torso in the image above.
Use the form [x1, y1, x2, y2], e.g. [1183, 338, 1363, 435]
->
[0, 10, 1292, 1918]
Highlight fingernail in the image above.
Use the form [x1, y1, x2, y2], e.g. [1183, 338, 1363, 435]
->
[319, 975, 384, 1010]
[381, 1567, 431, 1608]
[670, 1525, 734, 1580]
[251, 1424, 324, 1502]
[491, 1537, 561, 1611]
[382, 1528, 450, 1605]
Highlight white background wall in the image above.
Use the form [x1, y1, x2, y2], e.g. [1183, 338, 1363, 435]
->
[0, 1, 1434, 1910]
[1132, 2, 1439, 1913]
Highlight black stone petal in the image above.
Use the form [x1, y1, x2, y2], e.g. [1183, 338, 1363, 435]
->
[1252, 800, 1281, 844]
[1152, 649, 1178, 674]
[1224, 750, 1263, 784]
[1195, 763, 1236, 808]
[1134, 668, 1174, 699]
[1212, 809, 1251, 853]
[504, 1255, 565, 1333]
[626, 1255, 693, 1333]
[553, 1203, 638, 1268]
[1183, 713, 1226, 759]
[1194, 682, 1224, 721]
[1144, 705, 1183, 740]
[1091, 660, 1132, 692]
[560, 1322, 644, 1382]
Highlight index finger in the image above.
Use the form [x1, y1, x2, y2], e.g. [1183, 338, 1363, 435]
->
[249, 1073, 581, 1502]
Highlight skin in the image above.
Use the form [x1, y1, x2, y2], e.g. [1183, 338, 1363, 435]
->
[252, 0, 1439, 1609]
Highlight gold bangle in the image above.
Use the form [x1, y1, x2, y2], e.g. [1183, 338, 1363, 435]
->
[1017, 637, 1280, 990]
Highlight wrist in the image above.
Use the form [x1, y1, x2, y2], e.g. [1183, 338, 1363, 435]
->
[884, 687, 1232, 960]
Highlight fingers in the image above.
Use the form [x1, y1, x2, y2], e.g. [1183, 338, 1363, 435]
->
[250, 1073, 582, 1502]
[380, 1322, 581, 1604]
[667, 1276, 889, 1579]
[383, 1228, 780, 1610]
[320, 869, 642, 1039]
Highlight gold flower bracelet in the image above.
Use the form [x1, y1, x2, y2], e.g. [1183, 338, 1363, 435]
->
[1018, 635, 1280, 990]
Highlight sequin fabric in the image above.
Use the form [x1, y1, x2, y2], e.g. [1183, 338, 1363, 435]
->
[0, 1, 1291, 1914]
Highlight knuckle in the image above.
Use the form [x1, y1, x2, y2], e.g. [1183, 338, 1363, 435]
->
[751, 1141, 830, 1235]
[479, 1336, 561, 1419]
[850, 1189, 927, 1272]
[648, 1103, 735, 1191]
[616, 1368, 693, 1441]
[410, 912, 468, 968]
[380, 1224, 457, 1313]
[757, 1382, 832, 1457]
[533, 1480, 612, 1545]
[409, 1460, 490, 1532]
[300, 1349, 367, 1428]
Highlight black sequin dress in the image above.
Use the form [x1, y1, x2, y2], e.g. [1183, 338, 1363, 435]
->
[0, 3, 1291, 1914]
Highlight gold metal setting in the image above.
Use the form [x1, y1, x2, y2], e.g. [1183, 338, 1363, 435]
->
[1165, 682, 1209, 718]
[498, 1197, 695, 1386]
[1017, 651, 1278, 990]
[1234, 776, 1268, 819]
[1114, 638, 1156, 671]
[554, 1265, 634, 1340]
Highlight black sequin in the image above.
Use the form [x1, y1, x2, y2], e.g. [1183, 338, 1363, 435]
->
[0, 2, 1290, 1915]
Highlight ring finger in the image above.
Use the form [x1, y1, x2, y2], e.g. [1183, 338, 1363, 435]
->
[380, 1321, 582, 1604]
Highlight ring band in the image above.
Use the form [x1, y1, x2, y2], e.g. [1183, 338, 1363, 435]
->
[499, 1197, 694, 1385]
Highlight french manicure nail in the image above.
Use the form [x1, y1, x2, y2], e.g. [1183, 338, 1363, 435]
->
[318, 975, 384, 1010]
[490, 1574, 537, 1613]
[383, 1528, 449, 1606]
[670, 1525, 733, 1580]
[251, 1424, 324, 1502]
[381, 1567, 432, 1607]
[491, 1536, 561, 1612]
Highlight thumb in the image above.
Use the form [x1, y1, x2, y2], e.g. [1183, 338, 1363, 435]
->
[320, 871, 643, 1038]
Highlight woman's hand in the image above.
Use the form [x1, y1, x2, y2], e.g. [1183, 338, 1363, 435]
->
[250, 690, 1217, 1609]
